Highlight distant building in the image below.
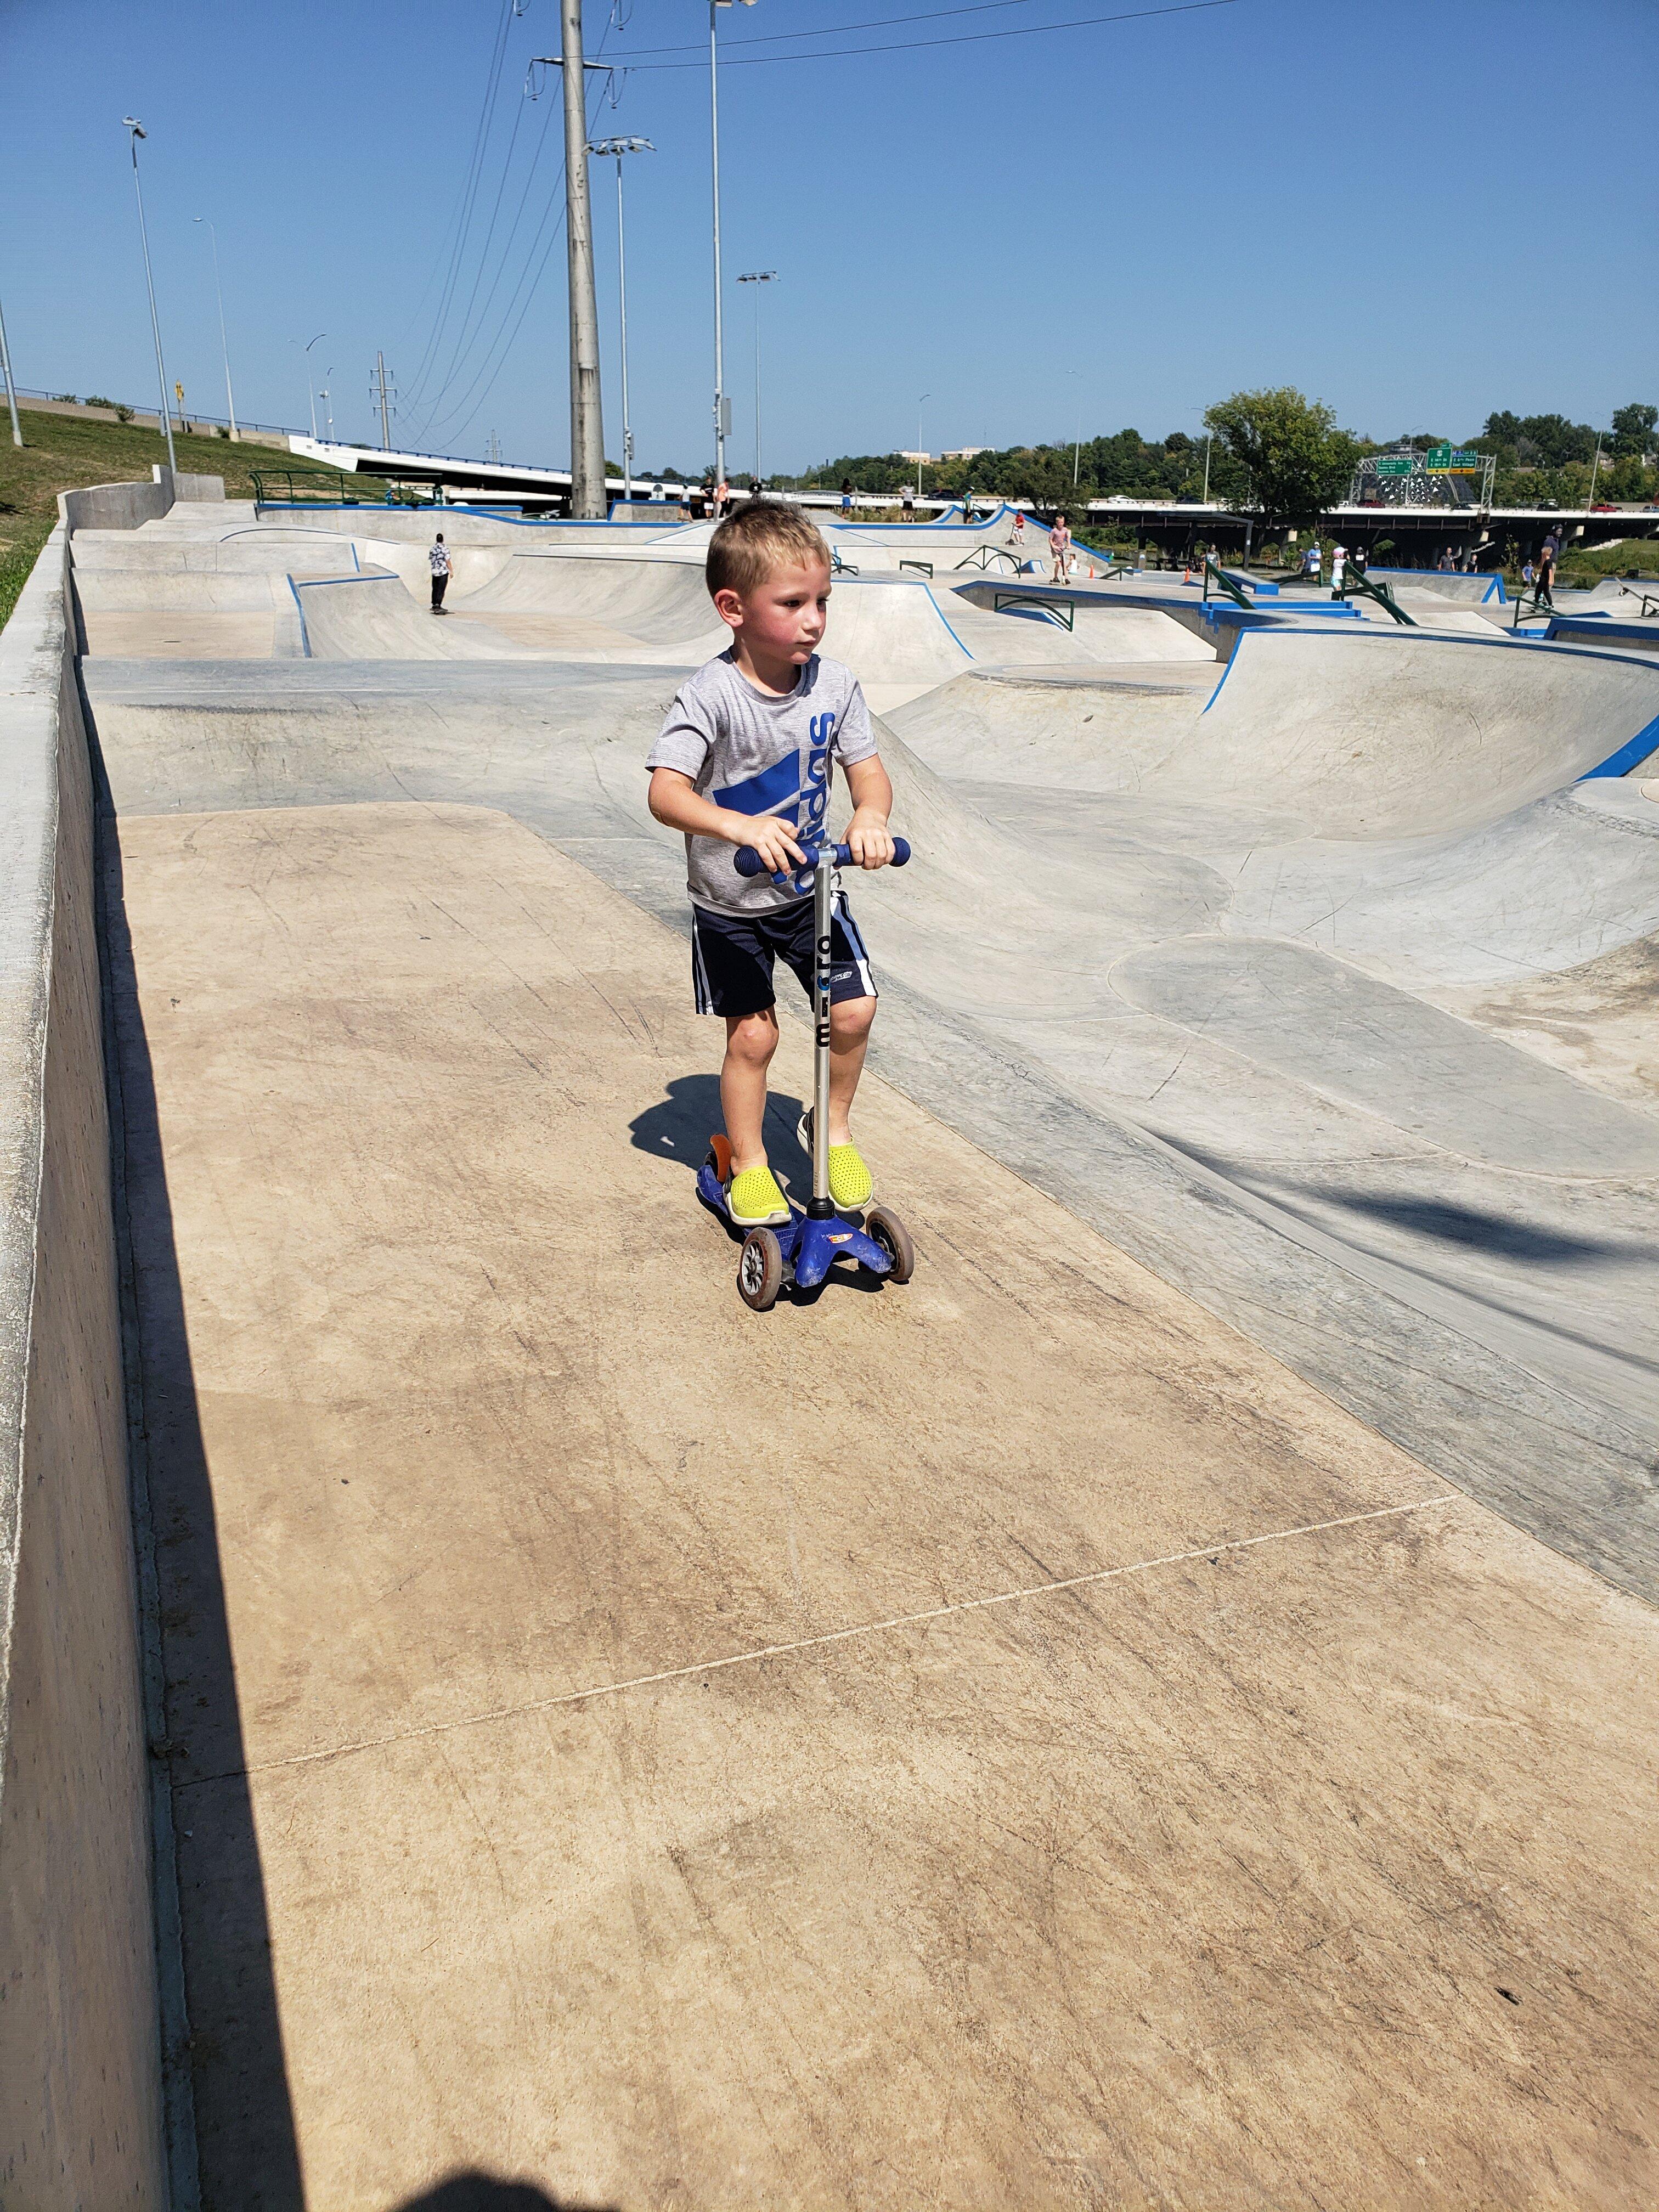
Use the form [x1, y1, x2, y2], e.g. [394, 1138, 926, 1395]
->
[899, 449, 932, 464]
[943, 445, 989, 461]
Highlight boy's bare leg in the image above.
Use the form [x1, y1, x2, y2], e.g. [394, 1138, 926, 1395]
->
[827, 996, 876, 1146]
[721, 1009, 778, 1171]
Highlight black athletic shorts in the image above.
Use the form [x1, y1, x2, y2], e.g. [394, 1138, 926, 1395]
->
[691, 892, 877, 1018]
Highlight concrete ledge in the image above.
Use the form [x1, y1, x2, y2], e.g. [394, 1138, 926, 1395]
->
[0, 526, 167, 2203]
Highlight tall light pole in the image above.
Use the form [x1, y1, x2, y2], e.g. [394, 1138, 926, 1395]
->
[1067, 369, 1083, 487]
[320, 367, 334, 441]
[917, 392, 929, 501]
[588, 136, 653, 503]
[123, 119, 176, 474]
[193, 216, 239, 441]
[710, 0, 758, 487]
[737, 270, 776, 486]
[0, 292, 21, 448]
[1201, 432, 1213, 505]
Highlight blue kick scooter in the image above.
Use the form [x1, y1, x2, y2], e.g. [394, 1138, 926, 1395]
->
[697, 835, 916, 1312]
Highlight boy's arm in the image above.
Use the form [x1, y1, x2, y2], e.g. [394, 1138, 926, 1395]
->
[842, 754, 896, 869]
[647, 767, 805, 877]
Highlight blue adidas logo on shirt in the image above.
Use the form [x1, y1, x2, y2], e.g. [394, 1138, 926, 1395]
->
[714, 712, 837, 842]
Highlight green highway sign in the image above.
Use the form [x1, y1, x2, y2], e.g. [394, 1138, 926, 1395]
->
[1375, 456, 1414, 476]
[1425, 444, 1452, 468]
[1447, 449, 1482, 472]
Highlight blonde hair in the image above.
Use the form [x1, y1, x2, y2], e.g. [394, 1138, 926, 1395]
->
[706, 501, 830, 599]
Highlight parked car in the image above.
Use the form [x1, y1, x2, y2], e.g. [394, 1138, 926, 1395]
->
[1592, 501, 1618, 513]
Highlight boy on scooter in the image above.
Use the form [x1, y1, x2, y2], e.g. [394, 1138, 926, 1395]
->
[647, 501, 899, 1228]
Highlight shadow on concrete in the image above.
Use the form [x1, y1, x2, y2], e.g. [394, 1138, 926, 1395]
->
[92, 726, 304, 2209]
[1315, 1188, 1650, 1267]
[391, 2174, 617, 2212]
[629, 1070, 808, 1181]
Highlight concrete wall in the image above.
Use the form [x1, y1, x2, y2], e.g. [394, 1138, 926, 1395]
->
[58, 477, 173, 534]
[0, 528, 168, 2204]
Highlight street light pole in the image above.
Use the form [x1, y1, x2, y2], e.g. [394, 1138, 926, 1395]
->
[1068, 370, 1083, 487]
[0, 292, 21, 448]
[193, 216, 239, 441]
[294, 332, 326, 441]
[123, 119, 176, 474]
[1201, 432, 1212, 505]
[709, 0, 757, 487]
[588, 137, 654, 504]
[917, 393, 929, 501]
[737, 271, 776, 486]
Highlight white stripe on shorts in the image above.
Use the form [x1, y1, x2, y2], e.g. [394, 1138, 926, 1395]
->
[691, 911, 714, 1014]
[832, 888, 876, 998]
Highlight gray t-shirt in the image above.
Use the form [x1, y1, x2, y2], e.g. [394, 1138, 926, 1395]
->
[647, 649, 878, 916]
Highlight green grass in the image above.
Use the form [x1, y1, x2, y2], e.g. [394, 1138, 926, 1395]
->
[0, 409, 300, 631]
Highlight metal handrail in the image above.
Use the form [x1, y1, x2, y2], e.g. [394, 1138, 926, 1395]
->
[1334, 566, 1417, 627]
[1201, 557, 1253, 610]
[1511, 588, 1555, 629]
[899, 557, 933, 578]
[830, 547, 860, 576]
[991, 591, 1074, 632]
[955, 544, 1023, 574]
[251, 467, 407, 510]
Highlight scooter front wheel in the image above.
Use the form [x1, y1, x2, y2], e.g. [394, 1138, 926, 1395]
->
[738, 1227, 785, 1312]
[864, 1205, 915, 1284]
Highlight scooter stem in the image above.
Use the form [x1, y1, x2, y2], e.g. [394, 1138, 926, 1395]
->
[808, 845, 836, 1218]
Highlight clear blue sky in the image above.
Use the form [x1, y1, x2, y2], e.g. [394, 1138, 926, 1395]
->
[4, 0, 1655, 475]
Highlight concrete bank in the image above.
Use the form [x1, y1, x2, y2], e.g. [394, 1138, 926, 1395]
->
[0, 522, 167, 2200]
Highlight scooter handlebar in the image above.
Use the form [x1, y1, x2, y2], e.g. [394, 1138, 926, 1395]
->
[734, 836, 911, 879]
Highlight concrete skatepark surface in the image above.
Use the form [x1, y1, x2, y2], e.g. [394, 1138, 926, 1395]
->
[7, 489, 1659, 2204]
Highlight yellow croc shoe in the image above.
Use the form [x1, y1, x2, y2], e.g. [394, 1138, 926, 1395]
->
[727, 1164, 791, 1228]
[797, 1111, 873, 1209]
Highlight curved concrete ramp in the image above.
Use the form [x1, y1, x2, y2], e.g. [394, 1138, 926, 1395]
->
[895, 628, 1659, 836]
[294, 572, 541, 660]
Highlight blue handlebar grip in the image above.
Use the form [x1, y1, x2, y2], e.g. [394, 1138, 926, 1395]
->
[734, 836, 911, 878]
[833, 837, 911, 868]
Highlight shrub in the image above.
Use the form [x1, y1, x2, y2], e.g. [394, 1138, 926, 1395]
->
[52, 392, 77, 404]
[85, 394, 114, 409]
[114, 404, 133, 423]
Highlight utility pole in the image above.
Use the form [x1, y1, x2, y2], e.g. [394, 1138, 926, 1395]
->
[371, 352, 396, 449]
[737, 270, 776, 486]
[588, 137, 654, 504]
[560, 0, 606, 516]
[124, 119, 176, 474]
[0, 291, 21, 448]
[534, 29, 610, 518]
[194, 217, 239, 439]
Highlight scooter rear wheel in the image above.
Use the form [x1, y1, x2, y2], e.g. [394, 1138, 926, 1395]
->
[738, 1227, 785, 1312]
[864, 1205, 915, 1284]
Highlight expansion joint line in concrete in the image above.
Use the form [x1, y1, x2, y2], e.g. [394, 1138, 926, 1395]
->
[180, 1493, 1461, 1791]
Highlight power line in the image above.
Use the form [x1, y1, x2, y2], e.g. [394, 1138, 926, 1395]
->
[603, 0, 1045, 61]
[403, 0, 519, 409]
[620, 0, 1249, 71]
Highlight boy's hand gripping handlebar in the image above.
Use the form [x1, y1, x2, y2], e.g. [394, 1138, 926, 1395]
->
[735, 837, 912, 889]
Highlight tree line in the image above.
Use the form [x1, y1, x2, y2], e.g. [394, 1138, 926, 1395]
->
[780, 392, 1658, 527]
